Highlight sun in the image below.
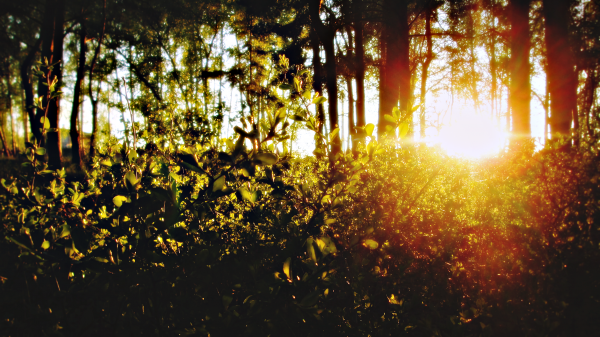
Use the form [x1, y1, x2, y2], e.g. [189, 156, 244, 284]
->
[428, 107, 508, 159]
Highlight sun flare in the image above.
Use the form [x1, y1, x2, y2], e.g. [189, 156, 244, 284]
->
[429, 108, 507, 159]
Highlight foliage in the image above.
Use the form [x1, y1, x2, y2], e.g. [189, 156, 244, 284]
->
[2, 82, 600, 337]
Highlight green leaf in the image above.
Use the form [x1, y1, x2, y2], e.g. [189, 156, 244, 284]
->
[125, 171, 139, 190]
[279, 83, 292, 90]
[59, 224, 71, 238]
[312, 96, 327, 105]
[303, 90, 312, 100]
[329, 128, 339, 143]
[276, 107, 286, 121]
[100, 159, 113, 167]
[283, 257, 292, 280]
[238, 187, 257, 203]
[306, 239, 317, 263]
[398, 122, 409, 138]
[213, 175, 226, 192]
[7, 237, 32, 251]
[364, 239, 379, 250]
[40, 116, 50, 129]
[35, 147, 46, 156]
[316, 237, 337, 255]
[365, 123, 375, 137]
[113, 195, 128, 207]
[255, 153, 278, 165]
[384, 114, 397, 124]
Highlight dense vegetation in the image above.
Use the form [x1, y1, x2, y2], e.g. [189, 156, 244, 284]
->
[2, 84, 600, 335]
[2, 0, 600, 336]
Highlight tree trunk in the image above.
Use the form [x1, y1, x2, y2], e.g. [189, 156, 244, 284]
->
[36, 0, 65, 169]
[88, 0, 107, 159]
[354, 0, 366, 129]
[309, 0, 340, 155]
[543, 0, 577, 139]
[22, 39, 41, 143]
[379, 0, 409, 139]
[310, 29, 325, 134]
[582, 69, 596, 140]
[20, 87, 28, 144]
[420, 7, 434, 140]
[346, 76, 355, 151]
[0, 125, 10, 157]
[6, 69, 17, 154]
[70, 17, 86, 169]
[509, 0, 531, 140]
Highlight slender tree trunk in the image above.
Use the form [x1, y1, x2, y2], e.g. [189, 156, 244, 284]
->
[309, 0, 340, 155]
[21, 87, 28, 143]
[36, 0, 65, 169]
[6, 69, 17, 154]
[0, 125, 10, 157]
[310, 30, 325, 134]
[543, 0, 577, 140]
[346, 76, 355, 151]
[70, 17, 86, 169]
[582, 69, 596, 140]
[509, 0, 532, 141]
[379, 0, 409, 139]
[490, 12, 498, 126]
[420, 7, 434, 140]
[354, 0, 366, 128]
[22, 39, 41, 143]
[88, 0, 107, 159]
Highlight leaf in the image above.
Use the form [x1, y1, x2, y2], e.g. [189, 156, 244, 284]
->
[312, 96, 327, 105]
[365, 123, 375, 137]
[125, 171, 139, 190]
[291, 114, 305, 122]
[100, 159, 113, 167]
[384, 114, 397, 123]
[255, 153, 278, 165]
[329, 128, 339, 142]
[303, 90, 312, 100]
[306, 239, 317, 263]
[276, 107, 286, 121]
[316, 237, 337, 255]
[59, 224, 71, 238]
[213, 175, 226, 192]
[238, 187, 257, 203]
[35, 147, 46, 156]
[398, 122, 409, 138]
[283, 257, 292, 280]
[364, 239, 379, 250]
[113, 195, 128, 207]
[279, 83, 292, 90]
[40, 116, 50, 129]
[7, 237, 32, 251]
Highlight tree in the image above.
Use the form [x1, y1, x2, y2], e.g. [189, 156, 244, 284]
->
[69, 3, 87, 169]
[509, 0, 531, 140]
[379, 0, 410, 139]
[309, 0, 341, 154]
[36, 0, 66, 169]
[543, 0, 577, 140]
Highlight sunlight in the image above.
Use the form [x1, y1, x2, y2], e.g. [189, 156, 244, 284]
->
[429, 107, 507, 159]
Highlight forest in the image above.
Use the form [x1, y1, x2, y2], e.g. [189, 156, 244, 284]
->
[1, 0, 600, 336]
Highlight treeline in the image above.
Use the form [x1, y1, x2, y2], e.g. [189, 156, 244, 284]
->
[1, 0, 600, 165]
